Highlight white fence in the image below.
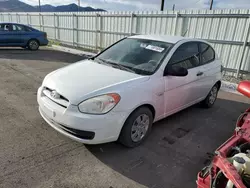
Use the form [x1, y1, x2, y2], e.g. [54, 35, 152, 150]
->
[1, 9, 250, 75]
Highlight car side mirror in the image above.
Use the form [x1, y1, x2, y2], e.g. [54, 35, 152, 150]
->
[164, 66, 188, 77]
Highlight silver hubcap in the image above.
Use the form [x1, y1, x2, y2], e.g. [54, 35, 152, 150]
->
[209, 86, 218, 104]
[30, 41, 38, 49]
[131, 114, 150, 142]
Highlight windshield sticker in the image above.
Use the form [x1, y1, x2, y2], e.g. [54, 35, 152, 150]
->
[145, 45, 165, 53]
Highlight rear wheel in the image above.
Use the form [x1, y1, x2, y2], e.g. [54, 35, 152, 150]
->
[119, 107, 153, 148]
[201, 84, 219, 108]
[28, 40, 39, 50]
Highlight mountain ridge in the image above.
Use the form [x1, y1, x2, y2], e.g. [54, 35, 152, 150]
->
[0, 0, 105, 12]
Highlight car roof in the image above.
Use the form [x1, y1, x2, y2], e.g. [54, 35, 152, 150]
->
[128, 35, 197, 44]
[0, 23, 26, 26]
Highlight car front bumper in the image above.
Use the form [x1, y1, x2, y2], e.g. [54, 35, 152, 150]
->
[37, 87, 128, 144]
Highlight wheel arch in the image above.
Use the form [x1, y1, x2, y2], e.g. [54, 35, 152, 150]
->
[27, 38, 40, 45]
[215, 80, 221, 90]
[128, 104, 156, 121]
[118, 103, 156, 136]
[117, 104, 155, 147]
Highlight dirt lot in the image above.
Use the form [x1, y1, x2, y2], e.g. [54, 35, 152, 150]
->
[0, 48, 250, 188]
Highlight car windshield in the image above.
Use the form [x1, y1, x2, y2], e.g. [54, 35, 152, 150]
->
[94, 38, 173, 75]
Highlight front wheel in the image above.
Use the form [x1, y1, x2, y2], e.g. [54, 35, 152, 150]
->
[119, 107, 153, 148]
[28, 40, 39, 51]
[201, 84, 219, 108]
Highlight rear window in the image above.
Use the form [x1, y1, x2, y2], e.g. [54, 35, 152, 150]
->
[25, 26, 35, 32]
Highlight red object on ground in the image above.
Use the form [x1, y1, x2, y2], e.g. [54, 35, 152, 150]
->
[197, 81, 250, 188]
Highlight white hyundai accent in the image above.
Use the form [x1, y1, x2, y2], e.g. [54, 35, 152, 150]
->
[37, 35, 222, 147]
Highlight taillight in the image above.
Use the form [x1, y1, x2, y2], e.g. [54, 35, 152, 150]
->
[44, 33, 47, 38]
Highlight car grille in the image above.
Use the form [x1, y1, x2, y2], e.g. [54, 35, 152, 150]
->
[59, 124, 95, 140]
[40, 109, 95, 140]
[42, 87, 69, 108]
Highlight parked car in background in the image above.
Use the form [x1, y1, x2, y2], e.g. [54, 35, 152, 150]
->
[37, 35, 222, 147]
[0, 23, 48, 50]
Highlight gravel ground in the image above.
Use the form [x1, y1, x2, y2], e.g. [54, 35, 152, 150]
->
[0, 48, 144, 188]
[222, 75, 242, 84]
[222, 71, 250, 84]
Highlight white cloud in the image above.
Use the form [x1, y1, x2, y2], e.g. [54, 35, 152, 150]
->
[164, 0, 209, 10]
[19, 0, 250, 11]
[215, 0, 250, 9]
[20, 0, 78, 6]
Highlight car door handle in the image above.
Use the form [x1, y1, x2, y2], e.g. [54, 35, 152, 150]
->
[196, 72, 203, 76]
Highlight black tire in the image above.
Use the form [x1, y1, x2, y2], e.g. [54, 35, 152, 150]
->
[119, 107, 153, 148]
[28, 39, 39, 51]
[201, 84, 219, 108]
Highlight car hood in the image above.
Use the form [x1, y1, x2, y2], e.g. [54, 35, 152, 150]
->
[43, 59, 148, 104]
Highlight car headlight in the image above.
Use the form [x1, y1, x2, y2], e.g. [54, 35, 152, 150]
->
[78, 93, 121, 114]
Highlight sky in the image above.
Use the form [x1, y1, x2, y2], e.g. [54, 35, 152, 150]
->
[19, 0, 250, 11]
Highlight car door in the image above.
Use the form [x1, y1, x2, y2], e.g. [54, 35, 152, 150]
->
[0, 23, 12, 46]
[164, 42, 204, 116]
[10, 24, 28, 46]
[197, 42, 220, 98]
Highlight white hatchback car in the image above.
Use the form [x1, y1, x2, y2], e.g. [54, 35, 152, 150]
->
[38, 35, 222, 147]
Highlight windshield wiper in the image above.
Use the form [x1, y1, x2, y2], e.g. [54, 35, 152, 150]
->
[94, 58, 112, 66]
[95, 58, 135, 73]
[110, 62, 135, 73]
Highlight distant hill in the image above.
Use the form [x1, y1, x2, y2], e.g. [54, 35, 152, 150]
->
[53, 4, 105, 12]
[39, 4, 54, 12]
[0, 0, 106, 12]
[0, 0, 35, 12]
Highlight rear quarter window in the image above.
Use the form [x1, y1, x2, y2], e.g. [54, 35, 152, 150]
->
[25, 26, 38, 32]
[25, 26, 32, 31]
[200, 43, 215, 65]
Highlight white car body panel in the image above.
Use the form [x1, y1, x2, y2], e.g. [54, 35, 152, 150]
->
[42, 60, 147, 105]
[37, 35, 222, 144]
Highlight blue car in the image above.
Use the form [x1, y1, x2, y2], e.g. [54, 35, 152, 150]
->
[0, 23, 48, 50]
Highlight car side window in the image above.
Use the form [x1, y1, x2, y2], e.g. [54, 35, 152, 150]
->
[0, 24, 11, 31]
[200, 43, 215, 65]
[168, 42, 200, 70]
[12, 24, 26, 32]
